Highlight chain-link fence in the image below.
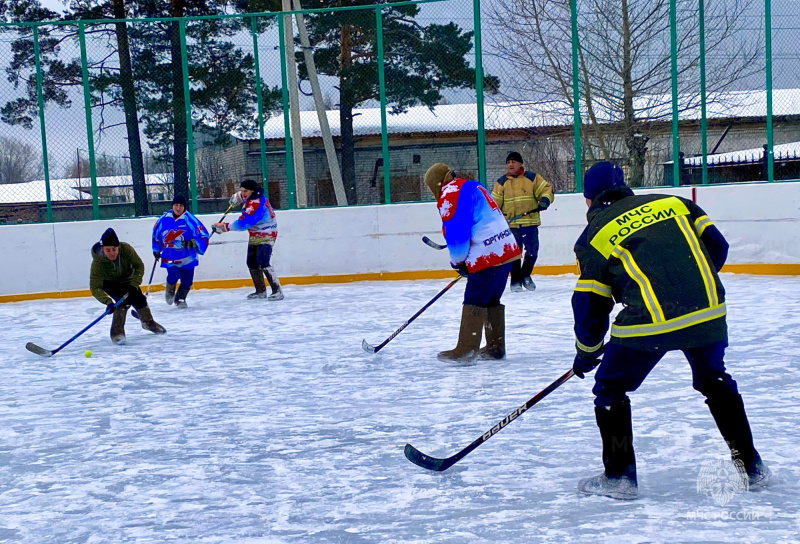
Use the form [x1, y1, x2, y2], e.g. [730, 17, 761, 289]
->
[0, 0, 793, 224]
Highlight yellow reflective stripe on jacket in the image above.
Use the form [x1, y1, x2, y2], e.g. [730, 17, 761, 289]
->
[576, 338, 604, 353]
[575, 279, 613, 298]
[611, 246, 665, 323]
[591, 197, 690, 258]
[676, 215, 719, 306]
[694, 215, 713, 237]
[611, 302, 727, 338]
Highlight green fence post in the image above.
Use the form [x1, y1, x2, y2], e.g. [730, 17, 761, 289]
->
[251, 16, 269, 190]
[33, 25, 52, 222]
[376, 7, 391, 204]
[569, 0, 582, 193]
[473, 0, 486, 186]
[78, 22, 99, 219]
[277, 15, 296, 209]
[765, 0, 774, 182]
[699, 0, 708, 185]
[179, 19, 198, 213]
[669, 0, 680, 186]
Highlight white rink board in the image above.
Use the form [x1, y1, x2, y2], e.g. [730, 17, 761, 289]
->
[1, 181, 799, 298]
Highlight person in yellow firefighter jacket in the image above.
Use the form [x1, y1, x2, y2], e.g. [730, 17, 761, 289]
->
[490, 152, 554, 292]
[570, 161, 770, 500]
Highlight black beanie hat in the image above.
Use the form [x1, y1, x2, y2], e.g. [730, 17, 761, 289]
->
[506, 151, 523, 164]
[240, 179, 258, 192]
[100, 228, 120, 247]
[172, 194, 187, 207]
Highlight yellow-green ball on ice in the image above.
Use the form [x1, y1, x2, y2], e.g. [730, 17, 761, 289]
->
[84, 350, 92, 358]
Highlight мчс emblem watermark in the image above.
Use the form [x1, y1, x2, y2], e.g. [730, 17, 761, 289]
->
[685, 453, 771, 521]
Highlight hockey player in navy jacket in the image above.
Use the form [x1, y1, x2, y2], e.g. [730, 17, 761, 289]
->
[571, 161, 770, 500]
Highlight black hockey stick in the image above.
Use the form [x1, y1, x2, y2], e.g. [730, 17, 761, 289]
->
[422, 236, 447, 250]
[362, 275, 463, 354]
[421, 208, 543, 251]
[506, 207, 542, 224]
[144, 256, 159, 297]
[208, 203, 234, 241]
[25, 294, 129, 357]
[404, 367, 576, 471]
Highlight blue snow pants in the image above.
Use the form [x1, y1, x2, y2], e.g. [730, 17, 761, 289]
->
[592, 340, 740, 407]
[166, 266, 195, 290]
[246, 243, 273, 269]
[463, 263, 512, 307]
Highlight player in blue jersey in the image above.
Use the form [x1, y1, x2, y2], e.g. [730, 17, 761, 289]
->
[152, 195, 210, 308]
[212, 180, 283, 301]
[424, 163, 521, 361]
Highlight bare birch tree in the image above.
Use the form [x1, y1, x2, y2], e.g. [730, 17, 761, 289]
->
[488, 0, 760, 186]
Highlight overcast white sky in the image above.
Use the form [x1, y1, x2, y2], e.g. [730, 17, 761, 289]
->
[38, 0, 67, 13]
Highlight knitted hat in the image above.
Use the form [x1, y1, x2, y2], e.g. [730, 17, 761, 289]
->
[424, 163, 454, 200]
[506, 151, 523, 164]
[172, 194, 187, 207]
[240, 179, 258, 192]
[583, 161, 626, 200]
[100, 228, 119, 247]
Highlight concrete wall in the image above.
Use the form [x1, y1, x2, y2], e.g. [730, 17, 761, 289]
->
[1, 181, 798, 301]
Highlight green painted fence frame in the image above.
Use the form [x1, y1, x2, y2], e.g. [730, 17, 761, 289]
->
[0, 0, 782, 223]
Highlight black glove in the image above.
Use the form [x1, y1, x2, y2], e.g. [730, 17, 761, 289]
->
[184, 239, 197, 249]
[451, 262, 469, 277]
[537, 197, 550, 212]
[153, 251, 161, 260]
[573, 353, 601, 379]
[105, 302, 116, 314]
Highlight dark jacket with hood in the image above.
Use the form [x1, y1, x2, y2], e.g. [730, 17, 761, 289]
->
[90, 242, 145, 305]
[572, 187, 730, 353]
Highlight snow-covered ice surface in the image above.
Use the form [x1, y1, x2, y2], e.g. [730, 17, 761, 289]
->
[1, 274, 799, 543]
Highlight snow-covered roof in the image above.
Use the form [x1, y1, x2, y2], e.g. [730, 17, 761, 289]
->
[674, 141, 800, 167]
[0, 173, 173, 204]
[241, 89, 800, 141]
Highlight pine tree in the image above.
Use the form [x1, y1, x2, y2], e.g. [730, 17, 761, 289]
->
[296, 0, 499, 204]
[0, 0, 281, 206]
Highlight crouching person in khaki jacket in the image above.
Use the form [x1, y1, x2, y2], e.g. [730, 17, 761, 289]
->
[90, 228, 166, 344]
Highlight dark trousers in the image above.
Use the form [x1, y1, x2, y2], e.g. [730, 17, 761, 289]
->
[246, 243, 273, 269]
[166, 267, 195, 290]
[103, 281, 148, 310]
[510, 226, 540, 284]
[592, 341, 739, 408]
[463, 263, 512, 307]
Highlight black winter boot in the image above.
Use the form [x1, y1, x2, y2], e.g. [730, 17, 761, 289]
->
[174, 286, 190, 308]
[478, 304, 505, 359]
[263, 266, 284, 301]
[509, 260, 523, 292]
[578, 399, 639, 500]
[165, 283, 177, 305]
[707, 393, 771, 489]
[247, 268, 267, 299]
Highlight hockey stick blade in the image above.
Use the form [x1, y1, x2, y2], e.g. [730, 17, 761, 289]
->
[404, 443, 458, 472]
[24, 293, 129, 358]
[361, 276, 462, 355]
[421, 236, 446, 250]
[25, 342, 53, 357]
[404, 368, 575, 471]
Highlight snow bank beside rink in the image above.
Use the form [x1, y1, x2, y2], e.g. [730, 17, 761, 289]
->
[1, 180, 799, 301]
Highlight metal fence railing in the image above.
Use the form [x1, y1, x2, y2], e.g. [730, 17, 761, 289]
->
[0, 0, 792, 224]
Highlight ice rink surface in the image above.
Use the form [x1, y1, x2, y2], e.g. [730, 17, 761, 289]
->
[1, 274, 799, 543]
